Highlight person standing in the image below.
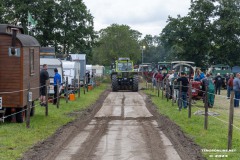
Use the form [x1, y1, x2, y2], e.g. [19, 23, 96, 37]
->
[214, 73, 222, 95]
[173, 72, 179, 103]
[202, 73, 215, 108]
[155, 70, 163, 87]
[194, 69, 205, 81]
[53, 68, 61, 105]
[86, 71, 90, 84]
[155, 71, 163, 82]
[225, 73, 230, 91]
[233, 73, 240, 107]
[177, 72, 189, 110]
[167, 70, 175, 99]
[40, 64, 49, 106]
[152, 71, 157, 88]
[227, 74, 234, 99]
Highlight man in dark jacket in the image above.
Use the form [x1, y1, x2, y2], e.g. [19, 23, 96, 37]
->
[177, 72, 189, 110]
[40, 64, 49, 106]
[214, 73, 222, 95]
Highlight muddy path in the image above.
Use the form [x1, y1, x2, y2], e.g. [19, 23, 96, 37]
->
[22, 89, 205, 160]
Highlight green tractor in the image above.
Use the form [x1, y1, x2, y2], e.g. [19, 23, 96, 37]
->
[111, 58, 139, 92]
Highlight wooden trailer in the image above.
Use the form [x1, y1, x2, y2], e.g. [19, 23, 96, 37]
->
[0, 24, 40, 122]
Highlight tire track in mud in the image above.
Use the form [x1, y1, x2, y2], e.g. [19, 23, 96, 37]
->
[140, 91, 206, 160]
[22, 90, 206, 160]
[121, 94, 125, 119]
[70, 119, 109, 160]
[21, 90, 111, 160]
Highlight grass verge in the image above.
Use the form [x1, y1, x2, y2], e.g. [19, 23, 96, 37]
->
[0, 84, 107, 160]
[145, 89, 240, 160]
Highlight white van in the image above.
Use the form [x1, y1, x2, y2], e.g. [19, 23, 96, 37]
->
[40, 58, 64, 95]
[62, 60, 80, 89]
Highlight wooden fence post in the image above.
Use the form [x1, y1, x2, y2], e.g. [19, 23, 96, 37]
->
[45, 80, 49, 116]
[86, 76, 89, 92]
[83, 76, 86, 94]
[166, 79, 169, 102]
[78, 76, 80, 98]
[162, 80, 164, 99]
[65, 77, 69, 103]
[74, 76, 76, 93]
[56, 80, 60, 108]
[188, 81, 192, 118]
[204, 85, 208, 130]
[179, 81, 182, 111]
[228, 91, 235, 150]
[172, 82, 174, 106]
[26, 83, 31, 128]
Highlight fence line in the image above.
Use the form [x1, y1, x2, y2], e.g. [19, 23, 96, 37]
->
[147, 79, 240, 133]
[0, 79, 98, 123]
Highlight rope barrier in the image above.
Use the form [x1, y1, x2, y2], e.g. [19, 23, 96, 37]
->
[0, 84, 48, 94]
[0, 80, 96, 122]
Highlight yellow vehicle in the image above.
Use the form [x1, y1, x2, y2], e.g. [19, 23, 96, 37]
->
[111, 58, 138, 92]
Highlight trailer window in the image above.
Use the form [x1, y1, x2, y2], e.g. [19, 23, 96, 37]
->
[30, 49, 34, 75]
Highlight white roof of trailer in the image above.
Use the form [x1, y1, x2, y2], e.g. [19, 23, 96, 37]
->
[40, 58, 62, 65]
[92, 65, 104, 69]
[70, 54, 86, 60]
[171, 61, 195, 64]
[62, 61, 76, 68]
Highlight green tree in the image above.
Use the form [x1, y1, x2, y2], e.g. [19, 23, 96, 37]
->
[140, 35, 166, 64]
[92, 24, 142, 66]
[160, 16, 188, 62]
[0, 0, 96, 59]
[185, 0, 215, 67]
[161, 0, 216, 67]
[212, 0, 240, 66]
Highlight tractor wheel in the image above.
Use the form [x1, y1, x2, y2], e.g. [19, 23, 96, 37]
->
[132, 75, 139, 92]
[5, 108, 12, 121]
[112, 74, 119, 92]
[16, 108, 25, 123]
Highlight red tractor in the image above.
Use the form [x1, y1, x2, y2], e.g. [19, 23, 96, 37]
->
[171, 61, 203, 100]
[190, 81, 203, 100]
[139, 63, 157, 83]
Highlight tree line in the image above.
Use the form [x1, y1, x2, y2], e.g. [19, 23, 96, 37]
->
[161, 0, 240, 67]
[0, 0, 239, 68]
[92, 0, 240, 68]
[0, 0, 96, 61]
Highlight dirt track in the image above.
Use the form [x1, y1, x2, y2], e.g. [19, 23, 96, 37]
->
[22, 89, 205, 160]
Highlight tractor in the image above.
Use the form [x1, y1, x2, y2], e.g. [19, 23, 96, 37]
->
[111, 58, 139, 92]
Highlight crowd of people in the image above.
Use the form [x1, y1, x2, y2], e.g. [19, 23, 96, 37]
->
[151, 68, 239, 110]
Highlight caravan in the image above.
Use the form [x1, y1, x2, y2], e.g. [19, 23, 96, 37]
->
[62, 60, 80, 90]
[92, 65, 105, 77]
[69, 54, 86, 84]
[40, 58, 64, 95]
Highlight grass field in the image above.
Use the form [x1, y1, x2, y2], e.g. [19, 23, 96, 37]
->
[0, 84, 107, 160]
[145, 88, 240, 160]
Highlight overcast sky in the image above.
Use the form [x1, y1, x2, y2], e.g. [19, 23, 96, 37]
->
[83, 0, 191, 36]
